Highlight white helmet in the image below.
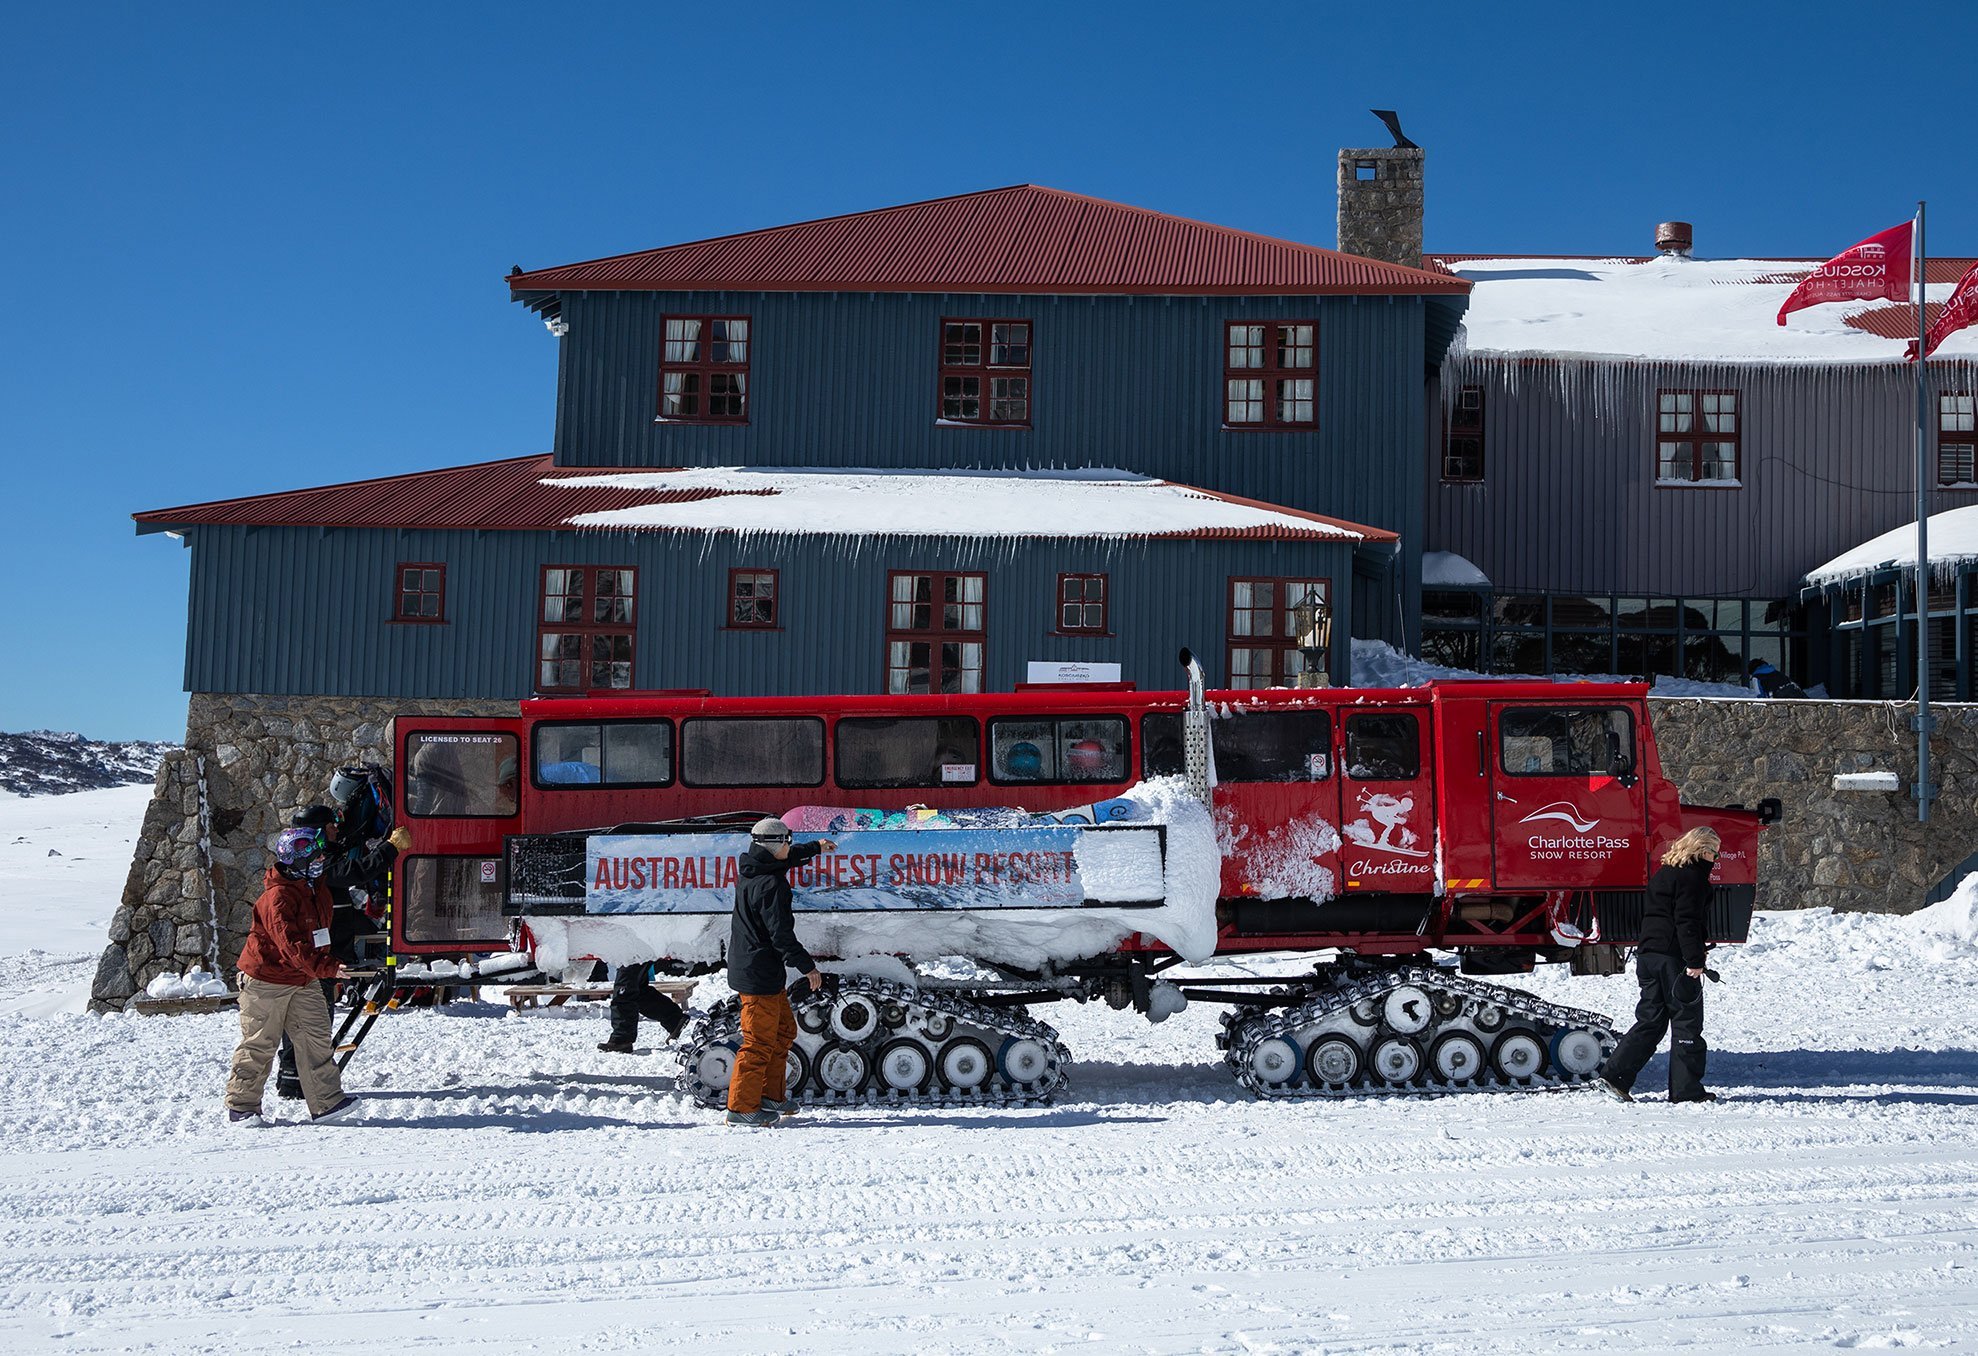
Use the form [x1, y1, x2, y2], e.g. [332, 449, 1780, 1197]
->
[751, 817, 792, 842]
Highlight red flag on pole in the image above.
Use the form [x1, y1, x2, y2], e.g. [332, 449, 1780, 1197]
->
[1776, 219, 1915, 325]
[1908, 260, 1978, 361]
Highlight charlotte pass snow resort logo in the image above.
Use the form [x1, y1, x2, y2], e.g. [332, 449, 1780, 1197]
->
[1517, 801, 1600, 834]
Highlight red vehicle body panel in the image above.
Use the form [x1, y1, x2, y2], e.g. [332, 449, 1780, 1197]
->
[387, 683, 1764, 964]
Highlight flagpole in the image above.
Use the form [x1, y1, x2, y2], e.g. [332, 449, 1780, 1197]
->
[1914, 199, 1935, 824]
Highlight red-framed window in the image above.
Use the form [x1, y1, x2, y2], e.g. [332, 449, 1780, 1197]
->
[886, 571, 985, 693]
[727, 568, 778, 629]
[537, 566, 637, 692]
[658, 316, 749, 423]
[1227, 577, 1331, 688]
[1939, 393, 1976, 487]
[1656, 389, 1740, 484]
[394, 563, 446, 623]
[1225, 321, 1316, 429]
[1055, 573, 1108, 634]
[1443, 384, 1484, 482]
[938, 319, 1031, 426]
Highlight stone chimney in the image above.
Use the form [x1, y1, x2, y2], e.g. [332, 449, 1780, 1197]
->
[1337, 118, 1425, 270]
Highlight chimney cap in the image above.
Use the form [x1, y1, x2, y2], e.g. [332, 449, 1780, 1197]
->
[1656, 221, 1694, 255]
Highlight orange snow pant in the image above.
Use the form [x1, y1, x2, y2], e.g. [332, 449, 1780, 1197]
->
[728, 992, 798, 1114]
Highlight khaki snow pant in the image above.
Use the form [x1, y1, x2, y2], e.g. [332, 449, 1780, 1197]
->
[226, 974, 344, 1116]
[728, 993, 797, 1113]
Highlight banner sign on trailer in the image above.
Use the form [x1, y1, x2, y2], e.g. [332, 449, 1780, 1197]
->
[583, 826, 1165, 914]
[1776, 219, 1915, 325]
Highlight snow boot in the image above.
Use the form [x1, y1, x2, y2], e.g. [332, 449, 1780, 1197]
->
[760, 1097, 792, 1114]
[226, 1108, 266, 1128]
[275, 1074, 306, 1100]
[1669, 1090, 1719, 1104]
[1597, 1077, 1632, 1103]
[310, 1095, 360, 1123]
[597, 1039, 638, 1054]
[725, 1109, 779, 1128]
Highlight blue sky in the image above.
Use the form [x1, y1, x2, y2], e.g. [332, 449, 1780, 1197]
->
[5, 1, 1973, 739]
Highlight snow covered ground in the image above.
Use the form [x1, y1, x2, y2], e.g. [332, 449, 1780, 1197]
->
[3, 788, 1977, 1353]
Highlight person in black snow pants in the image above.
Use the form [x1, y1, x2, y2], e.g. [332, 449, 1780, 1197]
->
[597, 963, 687, 1053]
[1600, 826, 1721, 1104]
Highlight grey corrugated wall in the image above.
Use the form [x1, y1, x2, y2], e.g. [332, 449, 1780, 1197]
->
[1428, 357, 1978, 599]
[180, 525, 1364, 698]
[544, 289, 1431, 646]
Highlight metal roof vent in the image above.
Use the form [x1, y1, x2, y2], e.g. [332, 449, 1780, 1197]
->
[1655, 221, 1694, 258]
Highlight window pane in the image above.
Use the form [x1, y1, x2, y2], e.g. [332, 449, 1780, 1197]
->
[681, 718, 825, 787]
[942, 322, 982, 366]
[1499, 707, 1635, 777]
[1057, 718, 1128, 783]
[989, 719, 1055, 781]
[534, 724, 603, 785]
[603, 722, 673, 784]
[1345, 712, 1420, 779]
[399, 856, 507, 945]
[405, 732, 520, 817]
[836, 717, 980, 789]
[1212, 709, 1331, 782]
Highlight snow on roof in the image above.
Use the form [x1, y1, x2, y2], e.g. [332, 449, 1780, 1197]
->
[548, 467, 1395, 542]
[1805, 504, 1978, 586]
[1422, 550, 1490, 588]
[1446, 256, 1978, 364]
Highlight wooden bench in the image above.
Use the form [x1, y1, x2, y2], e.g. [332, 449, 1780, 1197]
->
[502, 980, 697, 1011]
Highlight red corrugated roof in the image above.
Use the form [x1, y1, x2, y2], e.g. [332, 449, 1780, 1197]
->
[1842, 301, 1945, 340]
[132, 456, 708, 533]
[510, 186, 1469, 298]
[133, 457, 1393, 543]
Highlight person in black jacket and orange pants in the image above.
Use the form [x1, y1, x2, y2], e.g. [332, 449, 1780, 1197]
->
[1601, 826, 1720, 1104]
[724, 817, 834, 1127]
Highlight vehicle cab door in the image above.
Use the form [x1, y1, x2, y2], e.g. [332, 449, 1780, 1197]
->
[1336, 706, 1435, 894]
[393, 717, 525, 956]
[1487, 701, 1649, 890]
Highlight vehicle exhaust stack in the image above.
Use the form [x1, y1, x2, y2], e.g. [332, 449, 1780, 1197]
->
[1178, 648, 1213, 806]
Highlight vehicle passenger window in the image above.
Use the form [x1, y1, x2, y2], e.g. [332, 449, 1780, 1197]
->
[1345, 713, 1420, 780]
[681, 718, 825, 787]
[405, 732, 519, 817]
[400, 856, 506, 943]
[836, 717, 980, 788]
[531, 722, 672, 786]
[1499, 707, 1635, 776]
[1140, 713, 1186, 778]
[988, 717, 1129, 784]
[1211, 709, 1331, 782]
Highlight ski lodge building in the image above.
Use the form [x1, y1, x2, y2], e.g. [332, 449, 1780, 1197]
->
[136, 172, 1472, 703]
[1421, 237, 1978, 700]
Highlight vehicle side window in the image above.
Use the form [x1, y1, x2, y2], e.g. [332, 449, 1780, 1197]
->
[988, 716, 1128, 784]
[1142, 710, 1331, 781]
[400, 855, 506, 943]
[1345, 713, 1420, 780]
[1499, 707, 1635, 776]
[681, 717, 826, 787]
[1141, 712, 1185, 777]
[405, 732, 519, 817]
[532, 722, 673, 787]
[836, 717, 980, 788]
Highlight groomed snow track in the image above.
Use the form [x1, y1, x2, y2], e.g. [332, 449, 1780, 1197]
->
[1218, 963, 1618, 1098]
[679, 977, 1071, 1109]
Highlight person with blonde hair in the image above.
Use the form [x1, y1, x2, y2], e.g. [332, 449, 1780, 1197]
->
[1599, 826, 1721, 1104]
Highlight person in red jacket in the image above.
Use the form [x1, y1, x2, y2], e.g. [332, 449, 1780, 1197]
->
[223, 827, 361, 1125]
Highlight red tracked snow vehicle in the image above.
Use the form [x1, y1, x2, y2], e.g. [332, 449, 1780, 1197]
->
[385, 653, 1776, 1103]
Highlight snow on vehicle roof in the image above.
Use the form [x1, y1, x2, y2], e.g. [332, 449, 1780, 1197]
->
[549, 466, 1392, 541]
[1444, 256, 1978, 364]
[1805, 504, 1978, 586]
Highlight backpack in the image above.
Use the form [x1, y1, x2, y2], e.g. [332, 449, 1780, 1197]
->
[333, 763, 396, 841]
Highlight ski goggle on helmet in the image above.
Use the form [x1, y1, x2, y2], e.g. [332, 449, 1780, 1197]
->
[274, 827, 330, 880]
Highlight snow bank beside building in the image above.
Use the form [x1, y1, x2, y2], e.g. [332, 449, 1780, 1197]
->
[1350, 638, 1751, 698]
